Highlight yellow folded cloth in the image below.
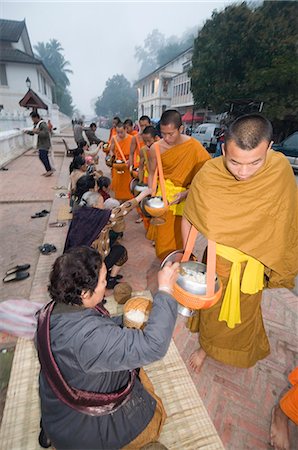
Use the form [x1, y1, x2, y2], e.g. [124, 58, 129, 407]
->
[156, 179, 186, 216]
[216, 244, 264, 329]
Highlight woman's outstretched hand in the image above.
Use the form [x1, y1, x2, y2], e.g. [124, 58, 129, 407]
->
[158, 262, 180, 294]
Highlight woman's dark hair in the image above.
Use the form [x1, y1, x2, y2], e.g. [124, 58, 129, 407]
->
[78, 140, 88, 149]
[48, 247, 103, 305]
[69, 155, 85, 173]
[75, 174, 96, 202]
[97, 176, 111, 190]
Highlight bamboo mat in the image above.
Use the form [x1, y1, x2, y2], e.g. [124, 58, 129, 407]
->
[0, 292, 224, 450]
[57, 204, 72, 221]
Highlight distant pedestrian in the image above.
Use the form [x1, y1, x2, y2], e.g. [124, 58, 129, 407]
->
[24, 112, 53, 177]
[73, 119, 84, 146]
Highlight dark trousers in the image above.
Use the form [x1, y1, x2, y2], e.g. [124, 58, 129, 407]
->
[105, 244, 127, 271]
[39, 149, 51, 172]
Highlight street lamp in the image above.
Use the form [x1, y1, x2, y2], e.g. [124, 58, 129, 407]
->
[26, 77, 31, 90]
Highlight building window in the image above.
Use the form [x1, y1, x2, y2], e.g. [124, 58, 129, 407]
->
[37, 72, 41, 92]
[151, 79, 155, 94]
[0, 105, 3, 111]
[163, 79, 168, 93]
[42, 76, 47, 95]
[0, 64, 8, 86]
[162, 104, 167, 113]
[150, 104, 153, 118]
[141, 104, 144, 115]
[142, 85, 145, 97]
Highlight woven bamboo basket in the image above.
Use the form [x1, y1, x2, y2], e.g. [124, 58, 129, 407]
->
[123, 296, 152, 329]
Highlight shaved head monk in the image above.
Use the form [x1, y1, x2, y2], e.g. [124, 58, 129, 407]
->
[148, 109, 210, 260]
[129, 116, 151, 169]
[182, 114, 298, 373]
[108, 122, 133, 200]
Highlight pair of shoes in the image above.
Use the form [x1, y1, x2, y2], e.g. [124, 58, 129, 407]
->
[5, 263, 30, 275]
[31, 209, 50, 219]
[0, 167, 8, 171]
[56, 192, 68, 198]
[49, 221, 66, 228]
[44, 170, 54, 177]
[3, 264, 31, 283]
[3, 271, 30, 283]
[39, 243, 57, 255]
[106, 276, 120, 289]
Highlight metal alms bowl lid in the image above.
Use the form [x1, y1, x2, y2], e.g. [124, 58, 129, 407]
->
[145, 196, 164, 209]
[134, 183, 148, 193]
[177, 261, 219, 295]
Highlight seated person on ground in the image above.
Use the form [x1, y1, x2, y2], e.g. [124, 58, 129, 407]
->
[69, 155, 87, 207]
[97, 176, 112, 202]
[36, 246, 179, 450]
[64, 188, 151, 288]
[72, 174, 96, 212]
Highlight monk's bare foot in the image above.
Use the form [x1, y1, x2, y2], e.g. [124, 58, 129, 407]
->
[270, 405, 290, 450]
[189, 348, 206, 374]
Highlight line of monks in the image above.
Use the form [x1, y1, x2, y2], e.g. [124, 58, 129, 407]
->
[104, 110, 297, 449]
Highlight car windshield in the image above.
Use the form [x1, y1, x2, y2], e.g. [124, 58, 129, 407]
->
[283, 133, 298, 148]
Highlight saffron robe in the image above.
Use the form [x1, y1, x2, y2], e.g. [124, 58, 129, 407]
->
[111, 134, 133, 201]
[154, 137, 210, 260]
[280, 367, 298, 425]
[183, 150, 298, 367]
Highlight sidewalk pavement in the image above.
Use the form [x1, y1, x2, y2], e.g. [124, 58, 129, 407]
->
[0, 130, 297, 449]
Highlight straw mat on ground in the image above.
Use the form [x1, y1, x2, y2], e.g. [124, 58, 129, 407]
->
[0, 338, 41, 450]
[57, 204, 72, 221]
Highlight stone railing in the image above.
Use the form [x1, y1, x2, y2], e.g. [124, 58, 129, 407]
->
[0, 129, 34, 167]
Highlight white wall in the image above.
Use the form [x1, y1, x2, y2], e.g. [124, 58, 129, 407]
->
[0, 63, 53, 112]
[0, 129, 33, 167]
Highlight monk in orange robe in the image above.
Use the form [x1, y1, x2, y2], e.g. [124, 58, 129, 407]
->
[109, 122, 133, 201]
[148, 110, 210, 260]
[129, 115, 151, 169]
[270, 367, 298, 450]
[124, 118, 138, 137]
[182, 114, 298, 372]
[108, 116, 121, 143]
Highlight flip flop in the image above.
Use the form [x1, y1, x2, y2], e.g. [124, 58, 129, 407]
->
[41, 210, 50, 214]
[6, 264, 31, 275]
[3, 271, 30, 283]
[39, 244, 57, 255]
[31, 212, 47, 218]
[49, 222, 66, 228]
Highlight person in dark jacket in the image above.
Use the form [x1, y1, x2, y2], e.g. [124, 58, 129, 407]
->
[36, 246, 179, 449]
[24, 112, 53, 176]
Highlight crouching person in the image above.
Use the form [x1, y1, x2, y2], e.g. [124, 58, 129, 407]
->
[36, 246, 179, 449]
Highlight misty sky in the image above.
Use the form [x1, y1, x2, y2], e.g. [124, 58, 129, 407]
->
[1, 1, 235, 116]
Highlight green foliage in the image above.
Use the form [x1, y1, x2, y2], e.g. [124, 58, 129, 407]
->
[190, 1, 298, 121]
[34, 39, 74, 116]
[135, 28, 196, 78]
[94, 74, 137, 119]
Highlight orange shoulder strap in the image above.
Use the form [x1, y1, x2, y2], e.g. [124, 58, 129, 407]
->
[113, 136, 127, 163]
[182, 225, 216, 297]
[154, 143, 168, 206]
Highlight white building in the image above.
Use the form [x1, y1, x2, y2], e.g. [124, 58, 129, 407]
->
[135, 47, 209, 122]
[0, 18, 55, 117]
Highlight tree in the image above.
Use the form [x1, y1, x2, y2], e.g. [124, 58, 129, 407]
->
[94, 74, 137, 119]
[34, 39, 74, 116]
[135, 28, 196, 78]
[190, 1, 298, 122]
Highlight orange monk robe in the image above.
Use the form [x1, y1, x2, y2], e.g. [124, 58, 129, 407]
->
[133, 135, 144, 168]
[183, 151, 298, 368]
[111, 134, 133, 201]
[280, 367, 298, 425]
[108, 127, 117, 144]
[128, 130, 138, 136]
[154, 138, 210, 260]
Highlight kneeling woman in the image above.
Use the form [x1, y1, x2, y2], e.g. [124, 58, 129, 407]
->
[36, 246, 179, 449]
[64, 187, 151, 289]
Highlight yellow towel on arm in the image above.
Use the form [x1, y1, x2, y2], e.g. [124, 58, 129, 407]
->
[156, 179, 186, 216]
[216, 244, 265, 329]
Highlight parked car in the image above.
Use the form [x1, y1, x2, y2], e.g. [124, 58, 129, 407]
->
[272, 132, 298, 173]
[192, 123, 221, 151]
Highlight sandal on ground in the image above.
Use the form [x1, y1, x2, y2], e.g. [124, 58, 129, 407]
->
[31, 212, 47, 218]
[6, 264, 31, 275]
[38, 244, 57, 255]
[3, 271, 30, 283]
[49, 222, 67, 228]
[135, 217, 143, 223]
[41, 210, 50, 214]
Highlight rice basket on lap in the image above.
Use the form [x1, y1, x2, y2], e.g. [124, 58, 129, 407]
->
[123, 296, 152, 329]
